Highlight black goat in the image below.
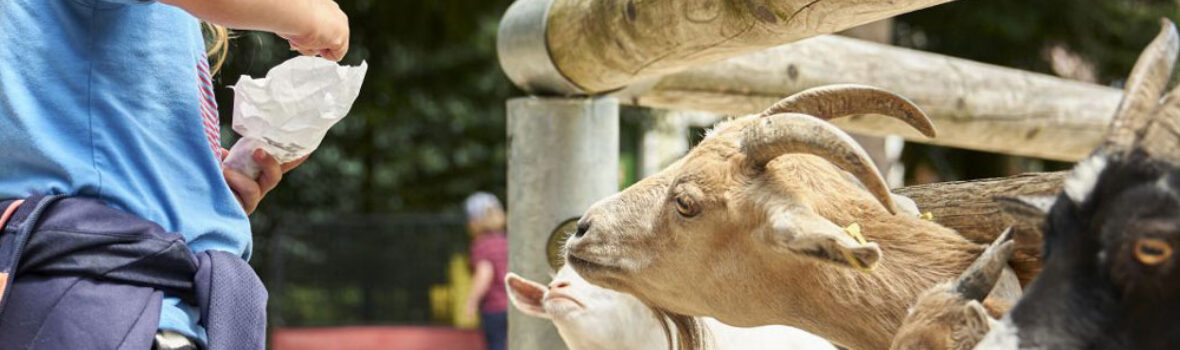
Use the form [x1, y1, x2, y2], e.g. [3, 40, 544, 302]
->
[978, 150, 1180, 349]
[975, 18, 1180, 350]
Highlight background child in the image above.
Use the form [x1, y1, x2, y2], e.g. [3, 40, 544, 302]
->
[464, 192, 509, 350]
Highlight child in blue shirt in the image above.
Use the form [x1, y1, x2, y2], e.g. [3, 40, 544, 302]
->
[0, 0, 348, 347]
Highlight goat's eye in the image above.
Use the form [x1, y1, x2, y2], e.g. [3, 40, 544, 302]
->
[675, 196, 699, 217]
[1134, 238, 1173, 266]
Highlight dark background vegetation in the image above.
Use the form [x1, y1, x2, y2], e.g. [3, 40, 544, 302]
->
[209, 0, 1179, 327]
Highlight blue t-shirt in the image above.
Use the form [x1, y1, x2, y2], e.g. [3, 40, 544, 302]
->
[0, 0, 252, 342]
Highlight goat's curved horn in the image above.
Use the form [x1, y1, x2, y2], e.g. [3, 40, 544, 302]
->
[1105, 19, 1179, 151]
[759, 84, 937, 138]
[742, 113, 896, 214]
[954, 228, 1016, 301]
[1139, 87, 1180, 160]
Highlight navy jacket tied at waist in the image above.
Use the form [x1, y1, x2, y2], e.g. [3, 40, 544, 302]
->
[0, 195, 266, 350]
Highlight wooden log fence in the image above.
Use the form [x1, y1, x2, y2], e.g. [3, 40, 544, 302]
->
[617, 35, 1124, 161]
[500, 0, 955, 95]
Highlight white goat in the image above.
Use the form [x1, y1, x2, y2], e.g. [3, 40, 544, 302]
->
[506, 265, 836, 350]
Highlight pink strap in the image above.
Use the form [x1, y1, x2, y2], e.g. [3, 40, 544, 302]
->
[0, 199, 24, 304]
[0, 199, 24, 231]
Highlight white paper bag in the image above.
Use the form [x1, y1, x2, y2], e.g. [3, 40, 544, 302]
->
[223, 56, 368, 178]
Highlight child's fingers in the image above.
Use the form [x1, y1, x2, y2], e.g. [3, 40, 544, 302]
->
[285, 35, 310, 47]
[224, 168, 261, 214]
[253, 149, 283, 194]
[231, 193, 247, 213]
[296, 48, 319, 57]
[287, 36, 348, 61]
[281, 155, 310, 173]
[328, 36, 349, 61]
[287, 39, 317, 56]
[324, 39, 349, 61]
[321, 50, 342, 62]
[289, 41, 321, 58]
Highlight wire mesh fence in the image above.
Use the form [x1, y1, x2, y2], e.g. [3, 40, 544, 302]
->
[256, 214, 470, 327]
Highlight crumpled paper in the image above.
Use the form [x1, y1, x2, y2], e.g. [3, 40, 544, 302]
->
[223, 56, 368, 178]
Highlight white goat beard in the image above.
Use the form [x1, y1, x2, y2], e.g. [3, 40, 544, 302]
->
[1064, 155, 1108, 204]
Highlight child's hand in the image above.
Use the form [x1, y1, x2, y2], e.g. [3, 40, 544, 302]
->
[162, 0, 350, 61]
[281, 0, 350, 61]
[221, 148, 308, 214]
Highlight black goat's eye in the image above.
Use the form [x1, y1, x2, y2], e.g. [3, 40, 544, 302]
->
[1135, 238, 1173, 266]
[675, 196, 699, 217]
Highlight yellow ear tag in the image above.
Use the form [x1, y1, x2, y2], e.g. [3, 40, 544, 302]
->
[844, 223, 867, 245]
[919, 212, 935, 221]
[842, 223, 875, 273]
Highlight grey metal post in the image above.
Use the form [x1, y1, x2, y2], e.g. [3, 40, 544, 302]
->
[507, 96, 619, 350]
[638, 109, 723, 178]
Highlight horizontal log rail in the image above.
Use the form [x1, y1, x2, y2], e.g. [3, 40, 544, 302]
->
[499, 0, 955, 95]
[619, 35, 1124, 161]
[897, 171, 1066, 285]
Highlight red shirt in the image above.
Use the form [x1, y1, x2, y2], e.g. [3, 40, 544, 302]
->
[470, 231, 508, 313]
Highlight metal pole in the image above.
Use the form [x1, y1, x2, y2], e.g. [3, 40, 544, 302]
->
[507, 96, 619, 350]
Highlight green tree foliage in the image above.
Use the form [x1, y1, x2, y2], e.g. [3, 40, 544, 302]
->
[894, 0, 1180, 183]
[896, 0, 1180, 85]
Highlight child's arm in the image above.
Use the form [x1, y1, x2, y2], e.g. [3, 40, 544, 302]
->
[160, 0, 349, 61]
[465, 260, 495, 318]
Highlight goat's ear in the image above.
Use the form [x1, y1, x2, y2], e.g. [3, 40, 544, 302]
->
[959, 301, 992, 333]
[949, 300, 993, 346]
[768, 208, 882, 271]
[1064, 154, 1109, 204]
[994, 195, 1054, 225]
[506, 273, 550, 319]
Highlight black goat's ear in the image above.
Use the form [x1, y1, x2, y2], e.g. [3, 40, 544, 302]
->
[995, 195, 1054, 225]
[1063, 154, 1110, 204]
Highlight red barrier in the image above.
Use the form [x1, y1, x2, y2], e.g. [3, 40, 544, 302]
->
[272, 326, 486, 350]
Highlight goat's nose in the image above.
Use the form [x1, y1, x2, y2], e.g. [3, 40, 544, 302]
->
[549, 281, 571, 290]
[574, 220, 590, 238]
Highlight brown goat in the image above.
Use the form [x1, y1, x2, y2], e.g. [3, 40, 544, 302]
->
[565, 85, 988, 350]
[891, 229, 1020, 350]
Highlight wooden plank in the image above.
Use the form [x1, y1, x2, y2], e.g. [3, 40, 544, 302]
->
[896, 172, 1064, 245]
[896, 171, 1066, 286]
[620, 35, 1124, 161]
[546, 0, 955, 93]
